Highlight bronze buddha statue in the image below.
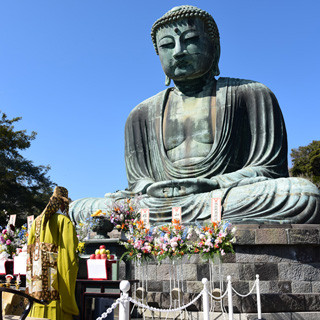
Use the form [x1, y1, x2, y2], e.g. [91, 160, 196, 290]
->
[70, 5, 320, 224]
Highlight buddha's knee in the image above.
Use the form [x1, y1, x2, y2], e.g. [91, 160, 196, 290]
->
[285, 177, 320, 195]
[69, 197, 107, 223]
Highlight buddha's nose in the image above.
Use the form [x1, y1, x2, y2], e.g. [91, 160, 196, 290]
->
[173, 42, 187, 59]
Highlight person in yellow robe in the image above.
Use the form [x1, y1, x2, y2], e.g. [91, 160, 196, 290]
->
[26, 186, 79, 320]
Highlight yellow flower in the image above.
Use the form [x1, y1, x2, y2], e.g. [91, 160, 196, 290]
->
[77, 242, 85, 254]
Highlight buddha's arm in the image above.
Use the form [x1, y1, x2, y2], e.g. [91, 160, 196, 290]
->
[146, 174, 268, 198]
[212, 80, 289, 189]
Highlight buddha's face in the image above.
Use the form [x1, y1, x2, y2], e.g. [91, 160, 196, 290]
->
[156, 18, 215, 82]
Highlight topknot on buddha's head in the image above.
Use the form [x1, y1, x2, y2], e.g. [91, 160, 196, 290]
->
[151, 5, 220, 55]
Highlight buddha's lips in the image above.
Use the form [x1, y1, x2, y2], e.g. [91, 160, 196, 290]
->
[174, 60, 190, 68]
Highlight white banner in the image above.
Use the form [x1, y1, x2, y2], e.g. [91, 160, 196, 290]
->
[140, 208, 150, 227]
[172, 207, 182, 223]
[27, 215, 34, 232]
[211, 198, 222, 222]
[9, 215, 16, 226]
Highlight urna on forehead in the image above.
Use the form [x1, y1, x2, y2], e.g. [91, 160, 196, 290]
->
[151, 5, 220, 55]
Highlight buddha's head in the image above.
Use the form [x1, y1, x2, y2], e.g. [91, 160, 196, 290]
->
[151, 5, 220, 83]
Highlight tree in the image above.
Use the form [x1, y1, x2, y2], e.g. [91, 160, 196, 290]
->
[290, 140, 320, 189]
[0, 111, 55, 226]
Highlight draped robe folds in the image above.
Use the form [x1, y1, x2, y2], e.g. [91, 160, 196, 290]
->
[124, 77, 320, 224]
[69, 77, 320, 224]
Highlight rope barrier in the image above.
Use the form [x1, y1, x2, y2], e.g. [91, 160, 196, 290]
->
[96, 298, 122, 320]
[231, 279, 257, 297]
[128, 290, 204, 313]
[96, 275, 263, 320]
[207, 286, 229, 300]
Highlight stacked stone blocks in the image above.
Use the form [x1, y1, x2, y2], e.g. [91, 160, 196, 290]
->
[122, 225, 320, 314]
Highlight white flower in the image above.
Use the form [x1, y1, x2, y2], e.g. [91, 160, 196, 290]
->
[171, 242, 178, 249]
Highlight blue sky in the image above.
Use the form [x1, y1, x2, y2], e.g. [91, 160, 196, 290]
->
[1, 0, 319, 201]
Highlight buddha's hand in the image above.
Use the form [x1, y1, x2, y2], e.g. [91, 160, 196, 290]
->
[146, 178, 219, 198]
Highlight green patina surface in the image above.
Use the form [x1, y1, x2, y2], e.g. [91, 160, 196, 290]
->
[70, 5, 320, 225]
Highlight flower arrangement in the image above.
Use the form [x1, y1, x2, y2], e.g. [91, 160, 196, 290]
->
[107, 196, 141, 232]
[16, 224, 28, 246]
[192, 221, 236, 261]
[153, 219, 194, 262]
[0, 224, 19, 258]
[76, 216, 98, 242]
[119, 217, 236, 264]
[75, 216, 100, 255]
[121, 220, 155, 262]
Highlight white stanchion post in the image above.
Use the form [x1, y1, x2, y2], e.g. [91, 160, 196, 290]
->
[227, 275, 233, 320]
[256, 274, 262, 319]
[119, 280, 130, 320]
[202, 278, 210, 320]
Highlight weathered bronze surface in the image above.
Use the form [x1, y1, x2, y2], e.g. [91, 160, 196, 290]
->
[70, 5, 320, 224]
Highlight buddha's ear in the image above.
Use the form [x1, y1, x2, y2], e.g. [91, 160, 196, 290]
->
[165, 75, 171, 86]
[212, 40, 221, 76]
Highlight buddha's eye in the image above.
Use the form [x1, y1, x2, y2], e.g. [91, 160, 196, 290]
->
[184, 32, 200, 43]
[159, 41, 175, 49]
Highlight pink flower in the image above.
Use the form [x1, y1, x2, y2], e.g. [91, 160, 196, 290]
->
[205, 239, 213, 247]
[171, 236, 179, 243]
[6, 239, 11, 245]
[2, 230, 7, 235]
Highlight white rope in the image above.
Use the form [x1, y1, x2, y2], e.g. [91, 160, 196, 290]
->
[207, 287, 229, 301]
[231, 280, 257, 297]
[128, 290, 203, 313]
[96, 298, 121, 320]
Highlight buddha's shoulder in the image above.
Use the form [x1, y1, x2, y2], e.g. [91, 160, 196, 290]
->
[127, 89, 168, 119]
[218, 77, 273, 93]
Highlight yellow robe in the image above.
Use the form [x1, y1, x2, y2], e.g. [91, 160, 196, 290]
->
[27, 213, 79, 320]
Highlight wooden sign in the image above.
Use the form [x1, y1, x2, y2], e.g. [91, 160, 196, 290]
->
[27, 215, 34, 232]
[140, 208, 150, 227]
[9, 215, 16, 226]
[172, 207, 182, 223]
[211, 198, 222, 222]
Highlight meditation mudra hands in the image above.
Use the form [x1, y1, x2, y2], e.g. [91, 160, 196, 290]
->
[146, 178, 219, 198]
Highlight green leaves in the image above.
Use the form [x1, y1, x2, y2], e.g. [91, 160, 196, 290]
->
[0, 111, 55, 226]
[290, 140, 320, 188]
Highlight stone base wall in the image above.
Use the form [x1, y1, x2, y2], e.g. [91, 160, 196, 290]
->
[120, 224, 320, 313]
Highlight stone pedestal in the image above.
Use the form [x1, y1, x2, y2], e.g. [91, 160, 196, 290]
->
[129, 224, 320, 319]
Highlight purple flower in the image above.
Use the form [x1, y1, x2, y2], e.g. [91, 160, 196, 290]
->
[6, 239, 11, 245]
[0, 236, 4, 244]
